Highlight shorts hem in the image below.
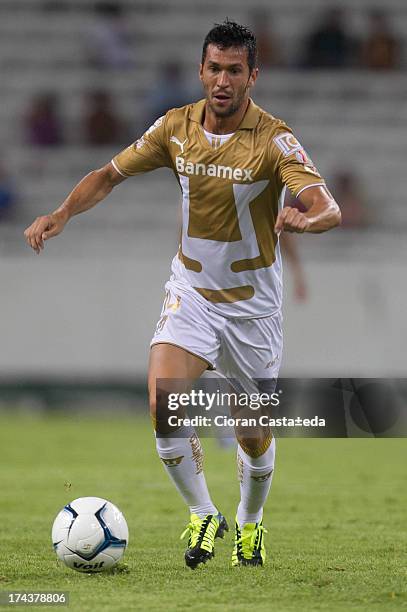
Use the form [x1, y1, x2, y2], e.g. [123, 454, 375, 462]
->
[150, 341, 215, 370]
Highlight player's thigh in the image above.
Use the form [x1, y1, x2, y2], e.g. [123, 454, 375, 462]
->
[148, 284, 220, 424]
[148, 342, 208, 407]
[219, 313, 282, 448]
[220, 312, 283, 395]
[148, 344, 208, 433]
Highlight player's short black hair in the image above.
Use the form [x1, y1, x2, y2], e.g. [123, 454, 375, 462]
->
[202, 19, 257, 72]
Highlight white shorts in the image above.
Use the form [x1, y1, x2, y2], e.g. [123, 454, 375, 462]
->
[151, 281, 283, 395]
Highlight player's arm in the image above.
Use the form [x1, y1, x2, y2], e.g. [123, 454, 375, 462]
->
[275, 185, 341, 234]
[24, 162, 126, 254]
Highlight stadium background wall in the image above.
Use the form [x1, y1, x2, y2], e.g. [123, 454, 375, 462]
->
[1, 255, 405, 380]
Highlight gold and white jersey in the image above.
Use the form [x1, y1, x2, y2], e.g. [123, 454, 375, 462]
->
[112, 99, 325, 318]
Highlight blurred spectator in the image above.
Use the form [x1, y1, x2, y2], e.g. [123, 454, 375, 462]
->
[85, 2, 133, 70]
[0, 162, 18, 222]
[331, 170, 368, 228]
[361, 10, 401, 70]
[145, 61, 190, 127]
[83, 91, 123, 145]
[302, 8, 354, 69]
[250, 9, 283, 68]
[25, 94, 64, 147]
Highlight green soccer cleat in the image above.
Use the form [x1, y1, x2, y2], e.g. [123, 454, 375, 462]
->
[180, 512, 229, 569]
[231, 516, 268, 566]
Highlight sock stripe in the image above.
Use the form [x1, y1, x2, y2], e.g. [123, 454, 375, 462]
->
[239, 434, 272, 458]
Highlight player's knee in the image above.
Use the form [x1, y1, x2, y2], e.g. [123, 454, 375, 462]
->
[150, 388, 179, 434]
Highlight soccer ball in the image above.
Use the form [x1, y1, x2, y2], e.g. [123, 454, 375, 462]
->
[52, 497, 129, 572]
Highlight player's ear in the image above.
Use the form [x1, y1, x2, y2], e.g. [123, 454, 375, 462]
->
[248, 67, 259, 88]
[199, 63, 204, 82]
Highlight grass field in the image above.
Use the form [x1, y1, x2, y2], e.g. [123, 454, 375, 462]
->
[0, 413, 406, 611]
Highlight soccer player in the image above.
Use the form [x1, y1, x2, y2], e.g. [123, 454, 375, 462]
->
[24, 20, 341, 568]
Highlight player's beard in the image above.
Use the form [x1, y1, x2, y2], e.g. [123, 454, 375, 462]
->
[206, 84, 248, 119]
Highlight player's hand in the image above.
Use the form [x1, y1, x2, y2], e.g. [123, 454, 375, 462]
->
[24, 210, 69, 254]
[275, 207, 311, 234]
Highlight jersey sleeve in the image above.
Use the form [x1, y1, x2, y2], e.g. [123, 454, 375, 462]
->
[111, 114, 172, 177]
[269, 124, 325, 197]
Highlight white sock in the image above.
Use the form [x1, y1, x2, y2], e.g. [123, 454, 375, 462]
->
[236, 437, 276, 527]
[155, 425, 218, 518]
